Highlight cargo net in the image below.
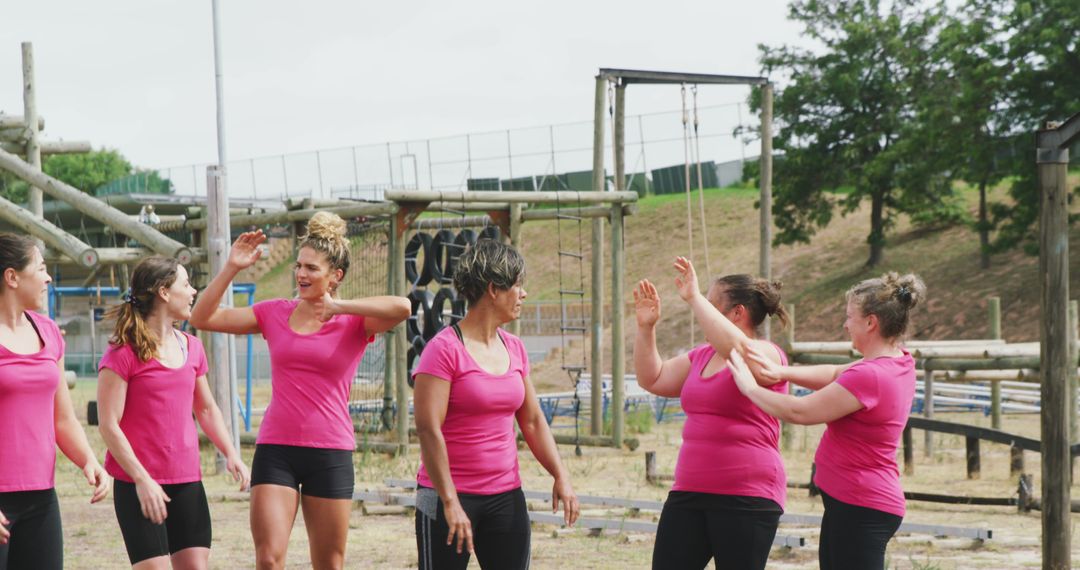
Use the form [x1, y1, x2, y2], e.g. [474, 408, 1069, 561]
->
[336, 218, 392, 431]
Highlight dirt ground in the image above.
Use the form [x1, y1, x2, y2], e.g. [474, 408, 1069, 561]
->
[53, 382, 1080, 569]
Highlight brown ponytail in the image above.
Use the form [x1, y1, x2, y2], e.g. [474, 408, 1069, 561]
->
[107, 256, 180, 362]
[846, 272, 926, 340]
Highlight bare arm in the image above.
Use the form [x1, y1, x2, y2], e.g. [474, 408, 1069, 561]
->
[414, 374, 474, 554]
[192, 374, 250, 490]
[55, 358, 108, 503]
[674, 258, 783, 386]
[633, 279, 692, 397]
[516, 376, 580, 526]
[315, 294, 411, 336]
[727, 351, 863, 425]
[189, 230, 263, 335]
[744, 345, 852, 391]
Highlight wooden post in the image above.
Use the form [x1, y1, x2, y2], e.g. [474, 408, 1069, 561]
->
[759, 83, 773, 340]
[392, 212, 410, 452]
[508, 203, 523, 338]
[1037, 119, 1072, 570]
[1019, 473, 1034, 512]
[590, 75, 606, 436]
[989, 296, 1003, 429]
[610, 203, 625, 449]
[966, 436, 981, 479]
[206, 166, 236, 473]
[923, 366, 934, 457]
[902, 425, 914, 476]
[21, 43, 42, 219]
[1010, 445, 1025, 477]
[645, 451, 658, 484]
[383, 225, 397, 431]
[1069, 299, 1078, 446]
[780, 304, 794, 451]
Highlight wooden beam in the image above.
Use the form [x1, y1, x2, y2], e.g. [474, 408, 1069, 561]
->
[0, 146, 192, 263]
[22, 43, 42, 218]
[0, 193, 97, 266]
[0, 113, 44, 130]
[0, 140, 93, 155]
[152, 201, 398, 233]
[384, 190, 638, 204]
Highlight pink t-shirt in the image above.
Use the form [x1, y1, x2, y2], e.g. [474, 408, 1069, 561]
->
[813, 351, 916, 517]
[414, 326, 528, 495]
[0, 311, 65, 492]
[98, 332, 209, 484]
[673, 343, 789, 508]
[253, 299, 372, 450]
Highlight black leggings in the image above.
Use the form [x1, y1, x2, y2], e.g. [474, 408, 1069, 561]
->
[819, 490, 903, 570]
[415, 486, 531, 570]
[113, 480, 212, 564]
[651, 492, 781, 570]
[0, 489, 63, 570]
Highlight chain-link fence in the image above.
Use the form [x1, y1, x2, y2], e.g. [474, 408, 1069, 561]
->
[148, 101, 759, 200]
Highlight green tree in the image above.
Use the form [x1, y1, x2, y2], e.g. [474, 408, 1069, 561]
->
[988, 0, 1080, 255]
[757, 0, 949, 266]
[0, 148, 173, 201]
[920, 0, 1013, 268]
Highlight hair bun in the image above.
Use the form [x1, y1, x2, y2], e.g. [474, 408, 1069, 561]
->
[306, 211, 347, 241]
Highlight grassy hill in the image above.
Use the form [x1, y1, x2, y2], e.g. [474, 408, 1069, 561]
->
[255, 177, 1080, 392]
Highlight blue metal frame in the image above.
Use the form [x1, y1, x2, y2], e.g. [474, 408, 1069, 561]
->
[232, 283, 256, 431]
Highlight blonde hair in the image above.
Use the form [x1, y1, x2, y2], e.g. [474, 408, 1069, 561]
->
[107, 256, 180, 362]
[846, 272, 926, 340]
[299, 211, 350, 276]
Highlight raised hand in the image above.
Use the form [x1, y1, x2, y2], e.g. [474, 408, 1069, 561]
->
[226, 230, 267, 271]
[673, 256, 701, 302]
[634, 279, 662, 328]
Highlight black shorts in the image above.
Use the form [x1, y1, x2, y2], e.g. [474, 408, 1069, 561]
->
[0, 488, 63, 570]
[113, 479, 212, 565]
[251, 444, 354, 499]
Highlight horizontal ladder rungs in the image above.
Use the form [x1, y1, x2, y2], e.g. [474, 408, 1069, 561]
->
[558, 250, 584, 259]
[562, 365, 587, 372]
[561, 326, 587, 332]
[559, 289, 585, 296]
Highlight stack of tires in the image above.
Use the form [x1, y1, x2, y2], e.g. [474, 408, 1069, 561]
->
[404, 226, 500, 386]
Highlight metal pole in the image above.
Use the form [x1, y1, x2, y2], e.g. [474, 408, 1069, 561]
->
[21, 43, 42, 219]
[316, 151, 325, 199]
[1037, 126, 1071, 570]
[590, 75, 606, 436]
[759, 83, 774, 340]
[637, 114, 650, 195]
[384, 225, 397, 431]
[509, 203, 523, 337]
[210, 0, 240, 458]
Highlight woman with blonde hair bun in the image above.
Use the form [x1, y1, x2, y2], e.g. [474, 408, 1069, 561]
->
[727, 272, 926, 570]
[191, 212, 410, 569]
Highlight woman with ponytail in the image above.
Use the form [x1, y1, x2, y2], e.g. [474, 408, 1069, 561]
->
[97, 256, 249, 569]
[727, 272, 926, 570]
[190, 212, 409, 569]
[0, 233, 109, 570]
[635, 258, 796, 570]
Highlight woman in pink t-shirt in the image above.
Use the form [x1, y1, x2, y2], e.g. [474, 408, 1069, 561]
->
[728, 272, 925, 570]
[634, 257, 795, 570]
[0, 233, 109, 570]
[413, 239, 580, 570]
[97, 256, 250, 568]
[189, 212, 409, 569]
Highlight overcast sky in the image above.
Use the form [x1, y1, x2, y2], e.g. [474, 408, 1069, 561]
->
[2, 1, 804, 171]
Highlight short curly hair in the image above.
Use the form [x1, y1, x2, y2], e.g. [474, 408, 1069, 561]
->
[452, 239, 525, 307]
